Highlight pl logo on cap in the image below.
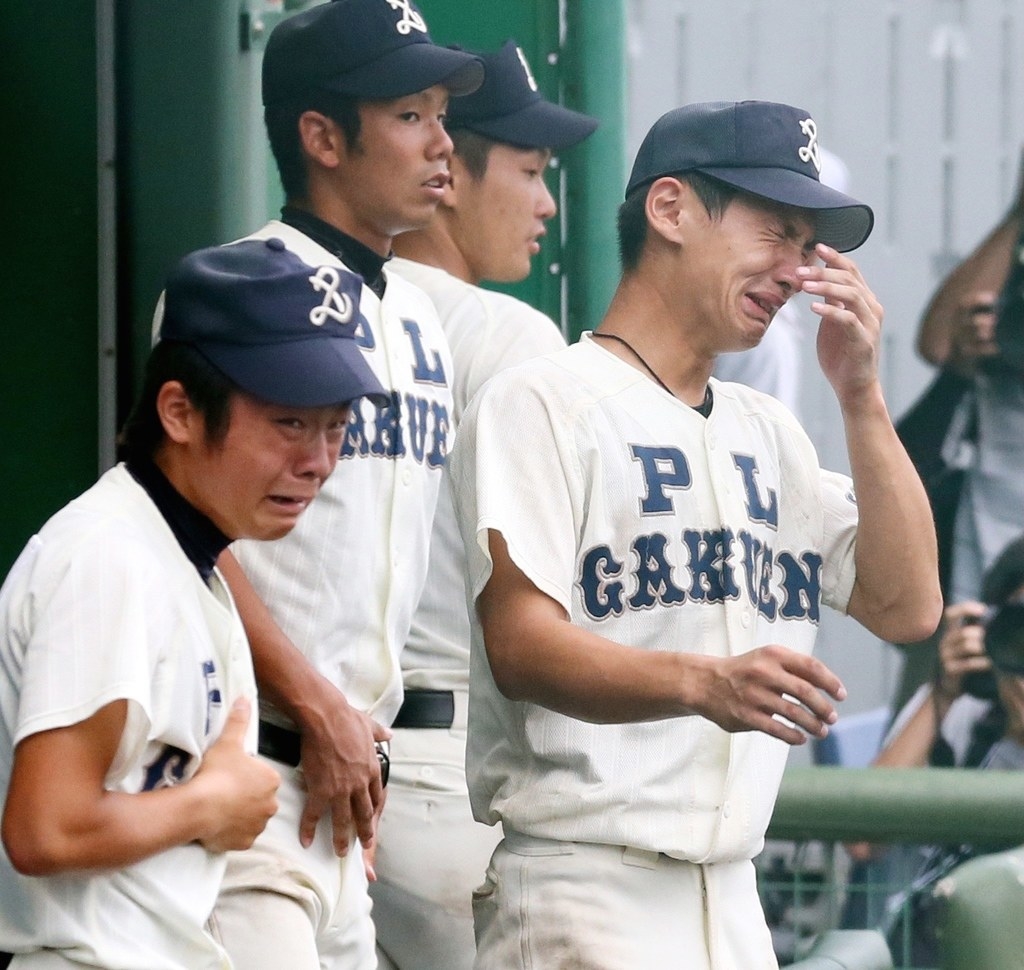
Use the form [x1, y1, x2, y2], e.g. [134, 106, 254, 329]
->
[515, 46, 539, 92]
[798, 118, 821, 173]
[309, 266, 355, 327]
[386, 0, 427, 35]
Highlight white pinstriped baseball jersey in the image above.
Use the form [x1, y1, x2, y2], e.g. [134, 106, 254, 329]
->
[389, 257, 567, 690]
[0, 464, 256, 968]
[449, 333, 859, 863]
[231, 223, 454, 725]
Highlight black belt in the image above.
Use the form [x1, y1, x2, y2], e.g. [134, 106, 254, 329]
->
[258, 720, 301, 767]
[392, 689, 455, 728]
[257, 720, 390, 785]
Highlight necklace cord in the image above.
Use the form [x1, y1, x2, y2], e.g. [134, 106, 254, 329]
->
[591, 331, 712, 412]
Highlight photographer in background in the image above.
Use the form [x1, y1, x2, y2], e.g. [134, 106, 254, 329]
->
[893, 153, 1024, 714]
[872, 532, 1024, 774]
[843, 533, 1024, 961]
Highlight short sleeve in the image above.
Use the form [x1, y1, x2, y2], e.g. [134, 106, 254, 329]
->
[818, 469, 859, 613]
[13, 529, 171, 756]
[448, 365, 584, 615]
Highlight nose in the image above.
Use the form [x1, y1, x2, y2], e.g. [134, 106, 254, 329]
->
[430, 121, 454, 161]
[297, 429, 339, 482]
[775, 249, 807, 297]
[537, 178, 557, 221]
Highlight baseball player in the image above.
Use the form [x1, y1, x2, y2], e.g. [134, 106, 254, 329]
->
[198, 2, 484, 968]
[0, 238, 385, 969]
[447, 100, 942, 969]
[370, 40, 598, 970]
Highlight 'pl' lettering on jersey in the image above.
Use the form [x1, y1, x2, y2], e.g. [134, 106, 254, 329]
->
[578, 445, 825, 623]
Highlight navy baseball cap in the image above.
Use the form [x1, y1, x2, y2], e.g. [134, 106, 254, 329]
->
[159, 238, 388, 409]
[262, 0, 484, 106]
[626, 100, 874, 252]
[446, 40, 599, 151]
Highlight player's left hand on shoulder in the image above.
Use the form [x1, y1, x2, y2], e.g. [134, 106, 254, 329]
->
[799, 244, 885, 396]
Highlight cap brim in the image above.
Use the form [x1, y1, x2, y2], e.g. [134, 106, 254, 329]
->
[329, 45, 483, 99]
[201, 339, 389, 409]
[454, 99, 599, 151]
[697, 166, 874, 253]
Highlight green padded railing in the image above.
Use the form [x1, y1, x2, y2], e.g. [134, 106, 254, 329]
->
[768, 767, 1024, 848]
[782, 930, 894, 970]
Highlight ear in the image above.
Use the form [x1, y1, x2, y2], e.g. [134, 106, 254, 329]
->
[297, 110, 346, 171]
[440, 154, 468, 211]
[645, 177, 705, 245]
[155, 381, 202, 446]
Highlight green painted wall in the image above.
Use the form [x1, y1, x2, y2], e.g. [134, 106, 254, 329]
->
[1, 6, 100, 574]
[117, 2, 280, 397]
[0, 0, 626, 576]
[424, 0, 627, 337]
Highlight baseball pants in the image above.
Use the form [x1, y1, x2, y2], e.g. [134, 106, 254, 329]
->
[372, 690, 502, 970]
[472, 830, 778, 970]
[209, 757, 376, 970]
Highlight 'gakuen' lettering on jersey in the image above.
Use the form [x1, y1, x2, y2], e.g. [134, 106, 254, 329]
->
[340, 317, 450, 467]
[578, 446, 821, 623]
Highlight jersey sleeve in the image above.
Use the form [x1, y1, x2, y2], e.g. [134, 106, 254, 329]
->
[448, 292, 567, 425]
[818, 468, 859, 613]
[10, 529, 172, 768]
[448, 365, 584, 615]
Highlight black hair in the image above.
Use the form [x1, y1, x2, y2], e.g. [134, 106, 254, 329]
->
[265, 91, 362, 201]
[449, 128, 495, 181]
[616, 171, 742, 272]
[117, 342, 236, 462]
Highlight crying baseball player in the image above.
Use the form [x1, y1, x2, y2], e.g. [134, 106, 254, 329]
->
[447, 100, 942, 969]
[0, 238, 385, 969]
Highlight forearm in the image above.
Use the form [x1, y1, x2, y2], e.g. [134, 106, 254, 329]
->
[487, 606, 703, 723]
[218, 550, 349, 728]
[872, 690, 938, 769]
[842, 384, 943, 642]
[478, 531, 843, 741]
[917, 213, 1019, 366]
[5, 780, 225, 876]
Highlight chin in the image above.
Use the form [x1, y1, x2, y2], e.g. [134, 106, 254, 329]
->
[487, 260, 532, 285]
[247, 521, 299, 543]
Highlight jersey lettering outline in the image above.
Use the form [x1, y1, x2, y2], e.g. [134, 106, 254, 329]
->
[631, 445, 692, 515]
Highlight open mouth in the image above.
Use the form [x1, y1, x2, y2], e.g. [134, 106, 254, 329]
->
[268, 495, 311, 512]
[747, 294, 778, 323]
[423, 173, 450, 191]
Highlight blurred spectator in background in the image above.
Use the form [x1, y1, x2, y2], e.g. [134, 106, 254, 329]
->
[890, 153, 1024, 714]
[844, 533, 1024, 963]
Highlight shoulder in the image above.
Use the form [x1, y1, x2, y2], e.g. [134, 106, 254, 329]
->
[235, 221, 336, 267]
[8, 468, 182, 611]
[463, 340, 617, 435]
[710, 378, 806, 433]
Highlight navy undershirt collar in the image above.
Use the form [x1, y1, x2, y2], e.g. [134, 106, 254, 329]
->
[126, 457, 231, 585]
[281, 206, 388, 299]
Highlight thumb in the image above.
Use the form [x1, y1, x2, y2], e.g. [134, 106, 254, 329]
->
[217, 696, 252, 746]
